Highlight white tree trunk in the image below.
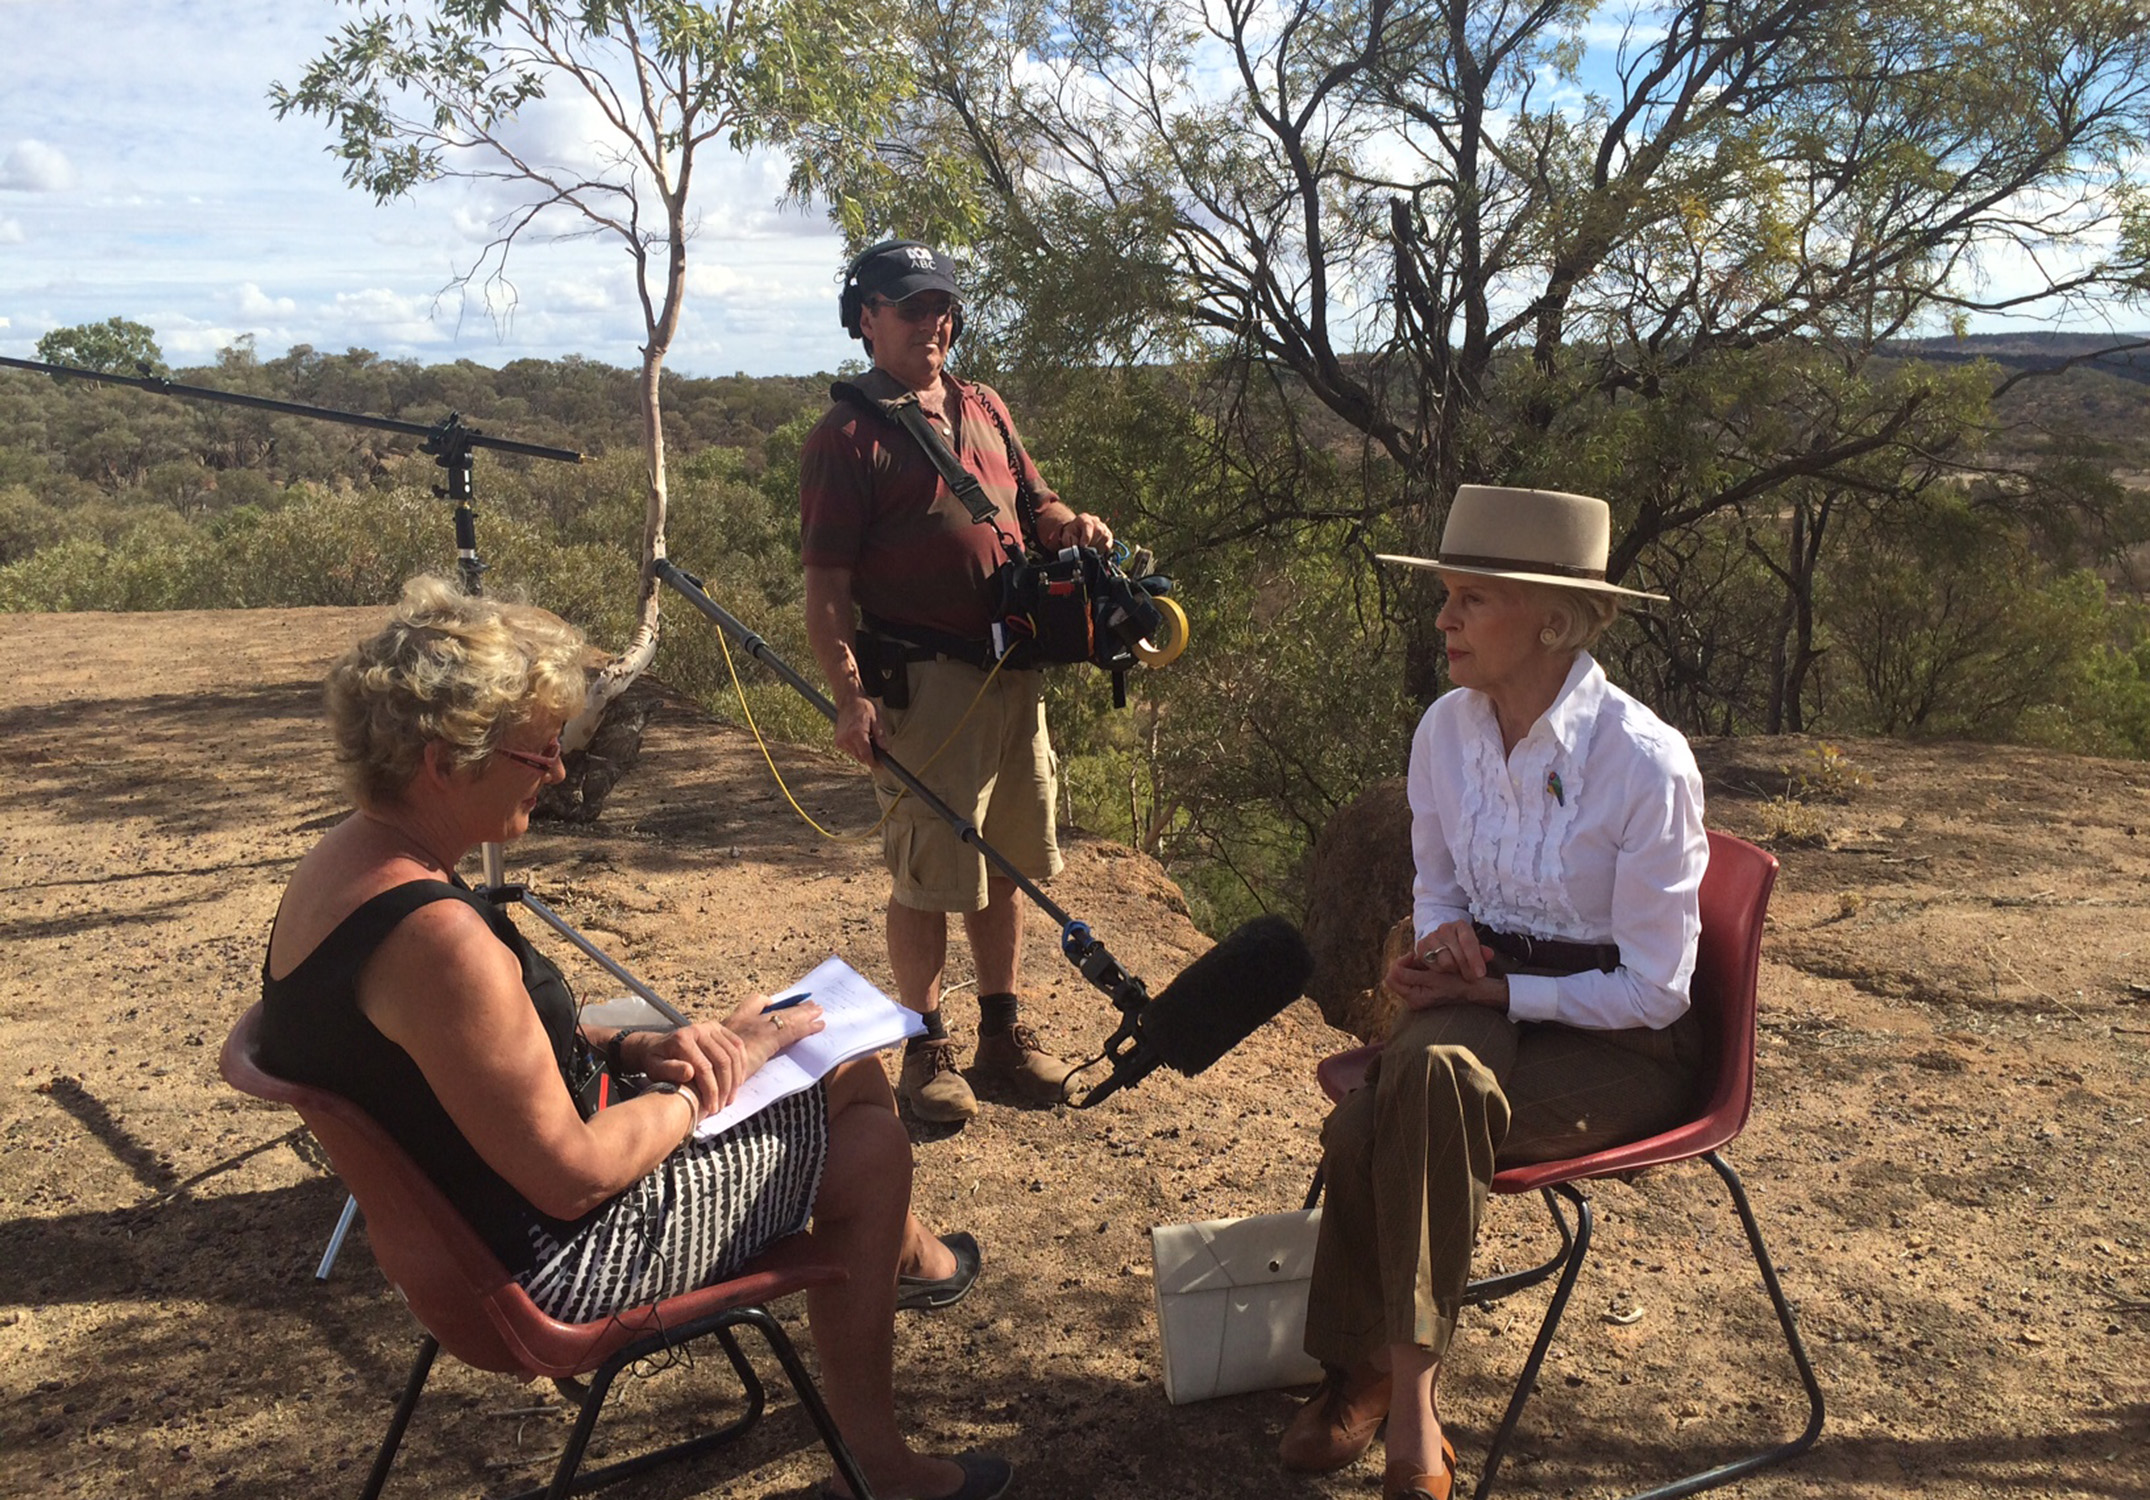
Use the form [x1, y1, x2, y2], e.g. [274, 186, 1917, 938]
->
[562, 346, 668, 752]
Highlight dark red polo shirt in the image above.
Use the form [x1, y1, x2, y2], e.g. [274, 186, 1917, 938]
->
[799, 370, 1063, 641]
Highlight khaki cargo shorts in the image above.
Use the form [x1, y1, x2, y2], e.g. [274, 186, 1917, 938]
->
[872, 656, 1062, 912]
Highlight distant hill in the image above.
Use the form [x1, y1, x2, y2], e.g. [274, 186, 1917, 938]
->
[1885, 329, 2150, 384]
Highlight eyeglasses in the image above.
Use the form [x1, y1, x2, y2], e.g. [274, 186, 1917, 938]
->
[496, 737, 564, 774]
[867, 296, 957, 324]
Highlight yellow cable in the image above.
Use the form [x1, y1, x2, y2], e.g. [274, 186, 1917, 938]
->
[715, 624, 1012, 841]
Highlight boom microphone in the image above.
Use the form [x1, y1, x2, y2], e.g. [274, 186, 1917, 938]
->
[1072, 915, 1314, 1108]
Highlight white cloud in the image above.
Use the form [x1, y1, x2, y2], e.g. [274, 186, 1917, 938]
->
[1581, 15, 1669, 51]
[491, 89, 621, 180]
[685, 264, 749, 299]
[157, 318, 253, 361]
[235, 282, 298, 319]
[542, 277, 612, 311]
[713, 191, 837, 241]
[0, 217, 22, 243]
[331, 287, 451, 343]
[450, 199, 513, 245]
[0, 139, 78, 192]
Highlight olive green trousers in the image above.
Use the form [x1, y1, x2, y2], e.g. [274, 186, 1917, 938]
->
[1303, 1002, 1699, 1367]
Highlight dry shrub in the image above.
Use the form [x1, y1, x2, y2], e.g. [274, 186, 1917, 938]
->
[1757, 793, 1831, 846]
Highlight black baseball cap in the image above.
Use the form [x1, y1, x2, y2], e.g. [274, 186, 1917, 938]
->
[853, 240, 960, 303]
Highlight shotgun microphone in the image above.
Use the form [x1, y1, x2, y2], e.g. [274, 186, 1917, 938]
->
[1072, 915, 1314, 1108]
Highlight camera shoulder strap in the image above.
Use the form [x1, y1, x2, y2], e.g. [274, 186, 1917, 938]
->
[972, 387, 1047, 555]
[829, 379, 1023, 549]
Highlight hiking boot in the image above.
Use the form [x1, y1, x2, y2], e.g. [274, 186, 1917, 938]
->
[969, 1023, 1073, 1105]
[899, 1040, 978, 1123]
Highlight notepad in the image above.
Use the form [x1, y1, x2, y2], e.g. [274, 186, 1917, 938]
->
[696, 956, 924, 1136]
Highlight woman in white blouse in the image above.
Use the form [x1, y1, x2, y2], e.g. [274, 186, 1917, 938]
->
[1282, 486, 1707, 1500]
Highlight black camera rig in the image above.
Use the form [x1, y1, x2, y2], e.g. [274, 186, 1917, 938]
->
[990, 542, 1186, 704]
[0, 353, 582, 594]
[828, 376, 1190, 704]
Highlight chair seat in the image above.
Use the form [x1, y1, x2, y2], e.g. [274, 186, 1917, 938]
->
[1313, 1043, 1740, 1193]
[485, 1253, 845, 1381]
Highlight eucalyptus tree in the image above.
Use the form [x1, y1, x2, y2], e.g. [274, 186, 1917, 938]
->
[35, 317, 167, 377]
[275, 0, 910, 755]
[856, 0, 2150, 701]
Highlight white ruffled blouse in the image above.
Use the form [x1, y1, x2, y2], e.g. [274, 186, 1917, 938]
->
[1407, 652, 1707, 1031]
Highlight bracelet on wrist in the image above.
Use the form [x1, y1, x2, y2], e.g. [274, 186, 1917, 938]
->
[601, 1025, 677, 1077]
[639, 1078, 699, 1143]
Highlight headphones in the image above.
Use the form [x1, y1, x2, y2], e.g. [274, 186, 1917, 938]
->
[840, 239, 965, 347]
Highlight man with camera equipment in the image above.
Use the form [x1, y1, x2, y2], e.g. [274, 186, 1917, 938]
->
[800, 240, 1113, 1125]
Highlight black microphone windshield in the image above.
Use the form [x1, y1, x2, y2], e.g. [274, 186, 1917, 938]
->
[1140, 914, 1314, 1077]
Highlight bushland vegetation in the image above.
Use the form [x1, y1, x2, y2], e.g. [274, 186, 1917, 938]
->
[6, 330, 2150, 934]
[777, 0, 2150, 927]
[989, 339, 2150, 928]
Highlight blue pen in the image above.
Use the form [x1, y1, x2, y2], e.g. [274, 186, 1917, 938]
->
[762, 991, 812, 1014]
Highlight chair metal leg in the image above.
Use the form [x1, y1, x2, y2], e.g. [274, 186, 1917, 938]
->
[1472, 1183, 1593, 1500]
[478, 1304, 875, 1500]
[360, 1335, 438, 1500]
[505, 1328, 775, 1499]
[1465, 1186, 1576, 1308]
[711, 1324, 770, 1427]
[540, 1345, 629, 1500]
[316, 1194, 361, 1281]
[1615, 1153, 1824, 1500]
[734, 1305, 878, 1500]
[1470, 1156, 1824, 1500]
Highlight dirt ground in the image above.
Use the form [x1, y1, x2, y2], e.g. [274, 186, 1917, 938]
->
[1, 606, 2145, 1500]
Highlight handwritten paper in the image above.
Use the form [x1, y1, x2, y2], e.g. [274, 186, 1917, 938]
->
[696, 956, 923, 1136]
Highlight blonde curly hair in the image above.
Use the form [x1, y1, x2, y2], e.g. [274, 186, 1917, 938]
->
[326, 575, 589, 807]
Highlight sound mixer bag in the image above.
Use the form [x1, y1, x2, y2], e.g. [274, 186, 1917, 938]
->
[1150, 1207, 1324, 1404]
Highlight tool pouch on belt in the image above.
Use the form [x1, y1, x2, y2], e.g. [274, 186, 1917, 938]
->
[993, 550, 1094, 666]
[853, 628, 912, 709]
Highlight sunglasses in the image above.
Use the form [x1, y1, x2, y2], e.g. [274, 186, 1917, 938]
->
[496, 737, 564, 774]
[867, 296, 957, 324]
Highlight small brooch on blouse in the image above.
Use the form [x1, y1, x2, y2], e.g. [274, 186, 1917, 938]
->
[1545, 770, 1565, 806]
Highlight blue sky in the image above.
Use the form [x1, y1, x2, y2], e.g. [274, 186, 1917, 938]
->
[0, 0, 861, 376]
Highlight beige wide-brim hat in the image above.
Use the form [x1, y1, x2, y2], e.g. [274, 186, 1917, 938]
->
[1377, 485, 1668, 602]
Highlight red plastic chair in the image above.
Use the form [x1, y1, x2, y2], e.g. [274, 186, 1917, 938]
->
[220, 1004, 876, 1500]
[1310, 831, 1822, 1499]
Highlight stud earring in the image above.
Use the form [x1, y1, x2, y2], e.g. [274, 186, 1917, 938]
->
[1539, 626, 1560, 646]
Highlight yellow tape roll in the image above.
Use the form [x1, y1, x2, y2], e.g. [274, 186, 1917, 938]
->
[1133, 594, 1190, 667]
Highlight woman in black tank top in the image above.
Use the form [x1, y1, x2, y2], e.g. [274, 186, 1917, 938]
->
[258, 577, 1010, 1500]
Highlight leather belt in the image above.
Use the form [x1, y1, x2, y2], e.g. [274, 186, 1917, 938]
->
[1473, 924, 1621, 975]
[861, 614, 1004, 671]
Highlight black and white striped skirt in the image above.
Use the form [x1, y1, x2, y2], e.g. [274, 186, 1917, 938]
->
[517, 1084, 830, 1323]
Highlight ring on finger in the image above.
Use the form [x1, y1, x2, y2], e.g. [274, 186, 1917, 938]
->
[772, 1014, 785, 1031]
